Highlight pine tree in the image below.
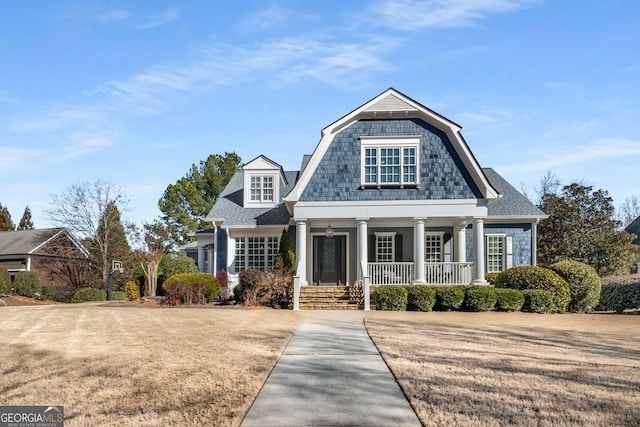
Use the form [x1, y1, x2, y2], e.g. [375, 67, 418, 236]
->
[17, 206, 34, 230]
[0, 203, 15, 231]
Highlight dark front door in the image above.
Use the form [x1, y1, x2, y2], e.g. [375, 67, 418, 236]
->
[313, 235, 346, 285]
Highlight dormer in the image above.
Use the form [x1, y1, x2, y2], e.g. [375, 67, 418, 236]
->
[243, 155, 287, 208]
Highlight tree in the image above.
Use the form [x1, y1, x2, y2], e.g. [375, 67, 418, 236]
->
[158, 152, 241, 245]
[537, 183, 639, 276]
[618, 195, 640, 229]
[0, 203, 15, 231]
[45, 179, 130, 288]
[17, 206, 34, 230]
[131, 220, 172, 297]
[275, 228, 295, 271]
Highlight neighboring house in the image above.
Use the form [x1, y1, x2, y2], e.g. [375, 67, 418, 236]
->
[187, 88, 547, 309]
[0, 228, 90, 287]
[625, 216, 640, 272]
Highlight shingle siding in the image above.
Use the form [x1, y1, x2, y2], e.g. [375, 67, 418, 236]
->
[465, 224, 533, 266]
[300, 118, 482, 202]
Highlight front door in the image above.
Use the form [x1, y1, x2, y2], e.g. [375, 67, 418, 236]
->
[313, 235, 346, 285]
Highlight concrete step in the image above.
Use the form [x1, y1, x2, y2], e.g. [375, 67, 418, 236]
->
[298, 285, 364, 310]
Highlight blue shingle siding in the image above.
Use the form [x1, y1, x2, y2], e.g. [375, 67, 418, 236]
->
[300, 118, 482, 202]
[465, 224, 532, 266]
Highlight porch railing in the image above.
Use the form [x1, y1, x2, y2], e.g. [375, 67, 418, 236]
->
[368, 262, 473, 285]
[368, 262, 414, 285]
[425, 262, 473, 285]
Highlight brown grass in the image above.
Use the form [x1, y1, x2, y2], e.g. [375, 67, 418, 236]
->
[0, 303, 300, 426]
[365, 311, 640, 426]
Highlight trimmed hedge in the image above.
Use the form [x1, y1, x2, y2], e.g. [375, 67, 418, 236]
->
[0, 267, 11, 295]
[484, 272, 500, 285]
[162, 273, 219, 300]
[463, 286, 497, 312]
[495, 266, 570, 313]
[72, 288, 107, 303]
[112, 291, 126, 301]
[14, 271, 41, 298]
[435, 286, 465, 311]
[597, 280, 640, 313]
[372, 286, 408, 311]
[39, 286, 76, 303]
[549, 260, 601, 312]
[522, 289, 553, 313]
[494, 288, 525, 312]
[406, 286, 436, 312]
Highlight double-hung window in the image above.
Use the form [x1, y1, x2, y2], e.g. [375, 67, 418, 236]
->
[425, 233, 443, 262]
[375, 232, 396, 262]
[250, 176, 274, 203]
[361, 137, 419, 187]
[486, 234, 513, 273]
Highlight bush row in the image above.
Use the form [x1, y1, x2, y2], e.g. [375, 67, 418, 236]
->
[597, 275, 640, 312]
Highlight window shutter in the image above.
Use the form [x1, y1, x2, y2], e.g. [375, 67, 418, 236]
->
[395, 234, 403, 262]
[505, 236, 513, 269]
[444, 234, 452, 262]
[368, 235, 375, 262]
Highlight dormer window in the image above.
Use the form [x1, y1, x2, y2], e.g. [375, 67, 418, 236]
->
[361, 137, 420, 188]
[250, 176, 274, 202]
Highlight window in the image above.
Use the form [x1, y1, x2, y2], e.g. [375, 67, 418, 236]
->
[234, 236, 280, 272]
[375, 233, 396, 262]
[486, 235, 505, 273]
[425, 233, 443, 262]
[250, 176, 274, 202]
[361, 137, 419, 187]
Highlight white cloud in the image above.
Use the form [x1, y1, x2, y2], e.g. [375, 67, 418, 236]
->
[499, 139, 640, 174]
[134, 9, 181, 29]
[370, 0, 538, 30]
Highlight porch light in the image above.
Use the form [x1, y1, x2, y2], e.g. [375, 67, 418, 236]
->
[325, 223, 334, 239]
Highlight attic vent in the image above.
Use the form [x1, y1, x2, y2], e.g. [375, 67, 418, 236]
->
[365, 94, 418, 113]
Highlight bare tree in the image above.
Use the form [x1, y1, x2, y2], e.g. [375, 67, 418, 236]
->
[130, 220, 171, 297]
[618, 195, 640, 229]
[45, 179, 129, 288]
[521, 171, 562, 206]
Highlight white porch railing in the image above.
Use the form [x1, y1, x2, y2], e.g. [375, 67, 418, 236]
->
[425, 262, 473, 285]
[368, 262, 473, 285]
[368, 262, 414, 285]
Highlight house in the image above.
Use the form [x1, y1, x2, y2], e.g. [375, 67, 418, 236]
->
[625, 216, 640, 272]
[188, 88, 546, 310]
[0, 228, 90, 287]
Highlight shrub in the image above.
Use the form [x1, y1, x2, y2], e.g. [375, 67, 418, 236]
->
[406, 286, 436, 312]
[463, 286, 497, 312]
[372, 286, 408, 311]
[522, 289, 553, 313]
[0, 267, 11, 295]
[494, 266, 570, 313]
[435, 286, 465, 311]
[233, 284, 244, 304]
[549, 260, 601, 312]
[14, 271, 41, 298]
[162, 273, 218, 300]
[162, 281, 207, 305]
[484, 272, 500, 285]
[112, 291, 126, 301]
[494, 288, 525, 312]
[39, 286, 75, 303]
[217, 270, 229, 300]
[238, 269, 263, 306]
[596, 277, 640, 313]
[72, 288, 107, 303]
[258, 269, 293, 309]
[125, 280, 141, 301]
[160, 253, 199, 286]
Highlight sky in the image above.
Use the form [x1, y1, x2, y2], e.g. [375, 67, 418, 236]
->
[1, 0, 639, 230]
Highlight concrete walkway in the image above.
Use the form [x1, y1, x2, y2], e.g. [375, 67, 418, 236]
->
[241, 311, 421, 427]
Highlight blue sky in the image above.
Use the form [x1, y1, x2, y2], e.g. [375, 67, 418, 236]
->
[1, 0, 639, 229]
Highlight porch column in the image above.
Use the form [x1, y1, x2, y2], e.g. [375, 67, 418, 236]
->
[295, 220, 308, 285]
[472, 218, 487, 284]
[531, 219, 538, 266]
[357, 218, 368, 281]
[413, 218, 426, 284]
[207, 246, 215, 274]
[454, 222, 467, 262]
[212, 225, 218, 274]
[198, 246, 206, 273]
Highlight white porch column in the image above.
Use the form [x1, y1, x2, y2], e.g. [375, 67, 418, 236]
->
[413, 218, 426, 284]
[295, 220, 308, 285]
[357, 218, 368, 281]
[472, 218, 487, 284]
[531, 220, 538, 266]
[207, 246, 215, 274]
[197, 246, 206, 273]
[25, 256, 31, 271]
[454, 222, 467, 262]
[212, 225, 218, 274]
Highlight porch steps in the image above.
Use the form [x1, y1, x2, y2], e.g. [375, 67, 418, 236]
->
[298, 286, 363, 310]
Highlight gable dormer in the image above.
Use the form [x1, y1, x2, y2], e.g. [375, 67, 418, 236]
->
[243, 155, 287, 208]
